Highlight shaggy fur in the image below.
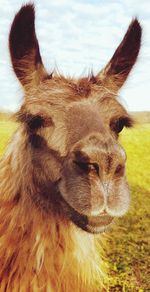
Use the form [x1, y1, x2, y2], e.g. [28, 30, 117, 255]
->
[0, 154, 103, 290]
[0, 4, 142, 291]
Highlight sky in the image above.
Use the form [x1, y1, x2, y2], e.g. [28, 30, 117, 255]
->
[0, 0, 150, 112]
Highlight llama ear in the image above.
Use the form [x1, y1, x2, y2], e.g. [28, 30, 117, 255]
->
[9, 4, 47, 88]
[97, 19, 142, 92]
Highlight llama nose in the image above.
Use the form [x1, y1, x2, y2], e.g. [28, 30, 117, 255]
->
[99, 145, 126, 178]
[104, 157, 125, 178]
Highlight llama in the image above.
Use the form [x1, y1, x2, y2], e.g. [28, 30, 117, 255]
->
[0, 4, 141, 291]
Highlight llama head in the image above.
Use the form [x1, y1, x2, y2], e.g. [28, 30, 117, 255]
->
[9, 4, 142, 233]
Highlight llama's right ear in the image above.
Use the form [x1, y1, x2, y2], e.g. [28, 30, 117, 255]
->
[9, 4, 47, 88]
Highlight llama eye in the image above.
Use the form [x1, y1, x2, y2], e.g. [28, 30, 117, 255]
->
[110, 118, 125, 133]
[27, 115, 44, 130]
[110, 116, 133, 134]
[74, 161, 89, 172]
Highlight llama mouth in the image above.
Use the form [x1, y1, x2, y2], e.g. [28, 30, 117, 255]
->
[83, 213, 114, 233]
[70, 209, 114, 234]
[58, 192, 113, 234]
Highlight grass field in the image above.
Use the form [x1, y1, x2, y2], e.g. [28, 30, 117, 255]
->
[0, 116, 149, 291]
[105, 125, 150, 291]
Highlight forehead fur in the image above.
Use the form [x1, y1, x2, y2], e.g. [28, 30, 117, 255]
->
[37, 75, 99, 100]
[66, 102, 105, 146]
[17, 73, 131, 138]
[21, 74, 116, 113]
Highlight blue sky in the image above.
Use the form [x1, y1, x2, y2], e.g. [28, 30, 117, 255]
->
[0, 0, 150, 112]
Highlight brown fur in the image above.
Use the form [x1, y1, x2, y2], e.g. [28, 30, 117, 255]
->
[0, 4, 142, 291]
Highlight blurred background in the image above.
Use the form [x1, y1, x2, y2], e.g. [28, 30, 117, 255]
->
[0, 0, 150, 291]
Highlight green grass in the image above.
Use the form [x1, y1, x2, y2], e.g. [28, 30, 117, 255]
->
[0, 118, 149, 291]
[0, 119, 17, 154]
[105, 125, 150, 291]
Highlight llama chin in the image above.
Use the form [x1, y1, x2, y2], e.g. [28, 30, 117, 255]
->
[56, 188, 114, 234]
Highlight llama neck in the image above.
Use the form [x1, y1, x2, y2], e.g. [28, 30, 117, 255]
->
[0, 130, 104, 291]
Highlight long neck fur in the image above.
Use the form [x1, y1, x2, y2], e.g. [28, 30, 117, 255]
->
[0, 128, 104, 291]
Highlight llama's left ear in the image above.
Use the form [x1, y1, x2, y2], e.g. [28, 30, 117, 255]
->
[97, 19, 142, 92]
[9, 4, 47, 89]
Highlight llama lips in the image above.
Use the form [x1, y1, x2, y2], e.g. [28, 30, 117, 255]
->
[70, 210, 114, 234]
[59, 192, 113, 234]
[84, 213, 114, 233]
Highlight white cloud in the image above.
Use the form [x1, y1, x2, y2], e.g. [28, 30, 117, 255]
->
[0, 0, 150, 111]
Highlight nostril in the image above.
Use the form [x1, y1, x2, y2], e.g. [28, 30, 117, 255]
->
[93, 163, 100, 176]
[114, 164, 125, 177]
